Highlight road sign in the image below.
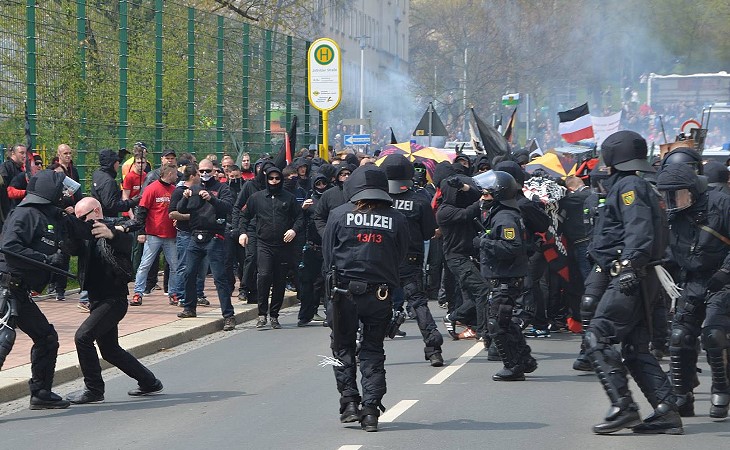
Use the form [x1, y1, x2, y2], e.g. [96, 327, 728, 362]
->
[344, 134, 371, 146]
[307, 38, 342, 112]
[680, 119, 701, 136]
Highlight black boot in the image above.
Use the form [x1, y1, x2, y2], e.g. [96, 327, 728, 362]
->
[592, 396, 641, 434]
[360, 405, 380, 432]
[669, 349, 695, 417]
[710, 393, 730, 419]
[573, 352, 592, 372]
[516, 341, 538, 374]
[491, 334, 525, 381]
[632, 403, 684, 435]
[339, 401, 361, 423]
[428, 352, 444, 367]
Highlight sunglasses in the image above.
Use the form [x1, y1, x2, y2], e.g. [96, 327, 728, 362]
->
[268, 176, 281, 181]
[414, 167, 426, 173]
[199, 169, 213, 174]
[76, 208, 97, 221]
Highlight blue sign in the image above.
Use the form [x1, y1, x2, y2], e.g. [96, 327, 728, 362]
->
[344, 134, 371, 146]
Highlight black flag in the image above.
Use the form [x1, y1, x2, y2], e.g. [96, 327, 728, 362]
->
[413, 103, 448, 137]
[389, 127, 398, 144]
[471, 107, 510, 162]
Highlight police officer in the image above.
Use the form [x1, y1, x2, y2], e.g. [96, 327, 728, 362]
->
[474, 170, 537, 381]
[381, 154, 443, 366]
[704, 160, 730, 195]
[585, 130, 683, 434]
[657, 163, 730, 419]
[0, 170, 74, 409]
[323, 166, 409, 432]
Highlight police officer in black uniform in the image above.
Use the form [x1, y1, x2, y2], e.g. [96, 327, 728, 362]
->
[0, 170, 73, 409]
[323, 166, 409, 432]
[474, 170, 537, 381]
[381, 154, 443, 367]
[585, 130, 683, 435]
[657, 163, 730, 419]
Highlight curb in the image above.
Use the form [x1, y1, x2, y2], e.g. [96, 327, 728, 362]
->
[0, 294, 299, 404]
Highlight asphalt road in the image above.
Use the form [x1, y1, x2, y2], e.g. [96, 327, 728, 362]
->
[1, 305, 728, 449]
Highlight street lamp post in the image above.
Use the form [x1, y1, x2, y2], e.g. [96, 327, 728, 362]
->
[357, 35, 370, 135]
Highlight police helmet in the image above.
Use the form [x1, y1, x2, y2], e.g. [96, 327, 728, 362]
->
[601, 130, 654, 173]
[660, 147, 703, 175]
[704, 160, 729, 185]
[19, 169, 67, 206]
[380, 154, 415, 194]
[345, 166, 393, 204]
[656, 163, 707, 213]
[473, 170, 521, 208]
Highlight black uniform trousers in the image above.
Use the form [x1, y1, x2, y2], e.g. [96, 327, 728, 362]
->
[256, 241, 292, 318]
[487, 280, 530, 367]
[7, 288, 59, 394]
[401, 265, 443, 359]
[446, 256, 490, 338]
[670, 277, 730, 396]
[330, 289, 391, 410]
[75, 299, 156, 394]
[298, 246, 325, 322]
[585, 271, 674, 408]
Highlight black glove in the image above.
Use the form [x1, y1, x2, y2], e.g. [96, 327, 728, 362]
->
[707, 269, 730, 293]
[446, 176, 464, 190]
[618, 269, 641, 295]
[45, 251, 65, 268]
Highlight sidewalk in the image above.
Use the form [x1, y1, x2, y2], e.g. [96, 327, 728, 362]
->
[0, 283, 299, 403]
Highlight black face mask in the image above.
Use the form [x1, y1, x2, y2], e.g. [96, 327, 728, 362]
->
[228, 179, 241, 190]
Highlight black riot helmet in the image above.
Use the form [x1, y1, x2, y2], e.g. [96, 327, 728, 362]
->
[18, 169, 67, 207]
[344, 166, 393, 204]
[380, 154, 415, 194]
[601, 130, 655, 173]
[473, 170, 521, 209]
[660, 147, 703, 175]
[656, 163, 707, 213]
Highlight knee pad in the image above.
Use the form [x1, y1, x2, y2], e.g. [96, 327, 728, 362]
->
[45, 326, 60, 352]
[487, 318, 499, 335]
[583, 330, 609, 354]
[497, 304, 512, 329]
[702, 328, 730, 351]
[580, 295, 600, 319]
[670, 327, 696, 349]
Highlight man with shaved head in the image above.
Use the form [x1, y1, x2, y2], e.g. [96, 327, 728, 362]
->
[65, 197, 163, 404]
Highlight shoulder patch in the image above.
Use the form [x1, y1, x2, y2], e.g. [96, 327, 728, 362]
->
[503, 227, 516, 240]
[621, 190, 635, 206]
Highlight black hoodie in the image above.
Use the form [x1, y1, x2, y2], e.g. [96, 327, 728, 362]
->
[435, 174, 482, 258]
[91, 149, 138, 218]
[312, 164, 354, 237]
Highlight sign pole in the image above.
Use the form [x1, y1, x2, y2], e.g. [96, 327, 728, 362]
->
[321, 110, 329, 160]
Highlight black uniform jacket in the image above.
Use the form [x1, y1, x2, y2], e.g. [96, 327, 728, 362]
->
[323, 202, 409, 287]
[478, 204, 529, 279]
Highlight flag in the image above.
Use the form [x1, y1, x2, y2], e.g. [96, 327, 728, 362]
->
[273, 115, 297, 167]
[591, 111, 622, 146]
[558, 103, 594, 143]
[468, 120, 484, 154]
[502, 93, 520, 106]
[503, 107, 517, 143]
[526, 138, 543, 159]
[471, 107, 510, 162]
[389, 127, 398, 144]
[413, 103, 448, 137]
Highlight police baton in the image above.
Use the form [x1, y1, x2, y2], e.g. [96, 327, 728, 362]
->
[0, 249, 78, 280]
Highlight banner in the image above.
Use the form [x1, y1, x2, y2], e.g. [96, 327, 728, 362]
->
[591, 112, 622, 146]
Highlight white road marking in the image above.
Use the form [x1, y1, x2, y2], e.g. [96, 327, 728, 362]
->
[337, 446, 362, 450]
[379, 399, 418, 423]
[424, 342, 483, 385]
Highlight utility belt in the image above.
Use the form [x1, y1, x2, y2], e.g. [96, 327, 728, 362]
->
[406, 253, 424, 266]
[191, 230, 226, 244]
[487, 277, 524, 289]
[336, 280, 390, 301]
[0, 272, 28, 291]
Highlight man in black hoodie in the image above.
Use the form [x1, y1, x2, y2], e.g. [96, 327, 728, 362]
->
[436, 168, 491, 341]
[91, 149, 140, 219]
[312, 164, 354, 237]
[239, 166, 303, 329]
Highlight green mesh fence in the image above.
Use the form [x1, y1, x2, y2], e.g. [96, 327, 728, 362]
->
[0, 0, 312, 190]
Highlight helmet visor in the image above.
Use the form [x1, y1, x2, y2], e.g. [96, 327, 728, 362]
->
[662, 188, 693, 212]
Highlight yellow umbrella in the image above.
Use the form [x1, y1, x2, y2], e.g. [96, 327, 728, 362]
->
[525, 152, 576, 178]
[413, 147, 453, 163]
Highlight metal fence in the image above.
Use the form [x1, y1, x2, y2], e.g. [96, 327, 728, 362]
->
[0, 0, 314, 188]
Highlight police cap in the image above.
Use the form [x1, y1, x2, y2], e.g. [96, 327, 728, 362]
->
[380, 154, 414, 194]
[601, 130, 654, 173]
[345, 166, 393, 204]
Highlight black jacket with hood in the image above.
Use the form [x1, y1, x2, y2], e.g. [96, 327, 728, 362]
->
[91, 149, 138, 218]
[312, 164, 353, 237]
[435, 173, 482, 258]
